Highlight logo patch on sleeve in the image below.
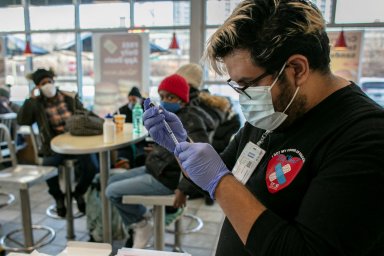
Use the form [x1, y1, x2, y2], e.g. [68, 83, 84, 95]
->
[266, 149, 305, 193]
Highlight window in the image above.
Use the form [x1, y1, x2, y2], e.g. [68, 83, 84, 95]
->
[335, 0, 384, 24]
[206, 0, 241, 26]
[80, 2, 130, 29]
[134, 1, 190, 27]
[0, 6, 24, 32]
[30, 5, 74, 30]
[148, 29, 189, 99]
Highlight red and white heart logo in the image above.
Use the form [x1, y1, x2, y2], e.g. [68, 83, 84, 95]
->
[266, 152, 304, 193]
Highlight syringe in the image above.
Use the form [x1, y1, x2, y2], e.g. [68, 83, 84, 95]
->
[149, 102, 179, 145]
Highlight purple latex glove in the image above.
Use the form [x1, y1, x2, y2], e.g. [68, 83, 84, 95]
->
[143, 98, 187, 152]
[174, 142, 231, 199]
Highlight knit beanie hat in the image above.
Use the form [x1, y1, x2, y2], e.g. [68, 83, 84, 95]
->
[128, 86, 142, 98]
[175, 63, 203, 89]
[158, 74, 189, 103]
[26, 68, 55, 85]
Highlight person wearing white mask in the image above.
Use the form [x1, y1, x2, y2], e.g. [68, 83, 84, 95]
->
[143, 0, 384, 255]
[17, 68, 98, 218]
[114, 87, 147, 168]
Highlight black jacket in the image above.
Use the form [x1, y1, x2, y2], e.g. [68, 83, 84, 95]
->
[116, 104, 133, 123]
[212, 110, 241, 153]
[17, 90, 85, 156]
[145, 106, 209, 192]
[115, 100, 145, 123]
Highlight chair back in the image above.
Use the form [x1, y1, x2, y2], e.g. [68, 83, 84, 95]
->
[0, 123, 17, 167]
[0, 113, 17, 144]
[28, 125, 44, 165]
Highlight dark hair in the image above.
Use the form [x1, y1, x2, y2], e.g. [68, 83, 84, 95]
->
[26, 68, 55, 85]
[205, 0, 331, 75]
[128, 86, 142, 98]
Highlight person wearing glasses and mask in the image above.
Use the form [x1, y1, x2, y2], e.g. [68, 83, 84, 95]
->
[17, 68, 99, 218]
[143, 0, 384, 255]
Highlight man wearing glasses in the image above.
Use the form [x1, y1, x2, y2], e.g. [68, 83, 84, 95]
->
[143, 0, 384, 255]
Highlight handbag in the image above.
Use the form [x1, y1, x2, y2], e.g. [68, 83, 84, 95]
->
[65, 109, 104, 136]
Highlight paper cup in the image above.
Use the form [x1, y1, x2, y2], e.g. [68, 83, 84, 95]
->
[114, 114, 126, 133]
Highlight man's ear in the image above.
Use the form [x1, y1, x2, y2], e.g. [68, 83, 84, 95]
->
[286, 55, 310, 87]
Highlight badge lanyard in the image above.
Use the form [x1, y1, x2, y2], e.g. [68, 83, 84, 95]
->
[232, 130, 272, 184]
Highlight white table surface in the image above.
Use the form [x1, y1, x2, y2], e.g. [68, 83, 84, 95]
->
[50, 123, 148, 243]
[51, 123, 147, 154]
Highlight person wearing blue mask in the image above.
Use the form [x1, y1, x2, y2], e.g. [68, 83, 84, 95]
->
[143, 0, 384, 255]
[106, 74, 209, 249]
[158, 74, 189, 113]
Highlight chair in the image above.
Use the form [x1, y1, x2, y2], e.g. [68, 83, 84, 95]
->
[27, 124, 83, 239]
[0, 124, 57, 252]
[122, 194, 203, 252]
[0, 113, 25, 157]
[26, 124, 43, 166]
[0, 113, 19, 210]
[0, 192, 15, 209]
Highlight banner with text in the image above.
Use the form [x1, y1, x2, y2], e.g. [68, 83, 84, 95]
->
[93, 33, 149, 117]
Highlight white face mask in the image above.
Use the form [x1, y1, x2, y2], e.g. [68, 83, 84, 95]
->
[128, 98, 141, 109]
[240, 63, 299, 131]
[40, 83, 57, 98]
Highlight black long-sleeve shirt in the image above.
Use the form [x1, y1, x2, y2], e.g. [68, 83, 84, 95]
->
[216, 83, 384, 256]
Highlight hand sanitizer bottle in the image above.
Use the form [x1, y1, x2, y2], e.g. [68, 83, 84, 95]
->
[132, 103, 143, 134]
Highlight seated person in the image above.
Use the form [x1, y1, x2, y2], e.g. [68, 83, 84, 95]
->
[211, 97, 241, 153]
[176, 63, 239, 205]
[106, 74, 209, 248]
[176, 63, 231, 139]
[114, 87, 147, 168]
[0, 87, 24, 145]
[116, 86, 143, 123]
[17, 68, 99, 217]
[0, 87, 20, 114]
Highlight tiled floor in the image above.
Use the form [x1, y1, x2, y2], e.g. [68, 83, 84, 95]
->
[0, 182, 225, 256]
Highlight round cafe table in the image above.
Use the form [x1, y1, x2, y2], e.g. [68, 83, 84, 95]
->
[51, 123, 147, 243]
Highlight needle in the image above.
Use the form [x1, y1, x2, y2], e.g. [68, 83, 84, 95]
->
[149, 102, 179, 145]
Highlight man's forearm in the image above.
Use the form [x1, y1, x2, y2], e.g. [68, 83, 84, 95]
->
[215, 175, 266, 243]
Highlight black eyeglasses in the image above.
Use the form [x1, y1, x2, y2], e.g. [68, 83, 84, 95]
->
[227, 62, 288, 99]
[227, 71, 270, 99]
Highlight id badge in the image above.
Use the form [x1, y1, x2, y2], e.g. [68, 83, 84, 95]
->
[232, 141, 266, 184]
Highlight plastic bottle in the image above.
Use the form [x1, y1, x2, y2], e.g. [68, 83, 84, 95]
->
[103, 113, 116, 143]
[132, 103, 143, 134]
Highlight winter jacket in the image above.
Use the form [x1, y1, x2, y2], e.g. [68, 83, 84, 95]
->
[190, 88, 241, 151]
[189, 88, 230, 130]
[145, 105, 209, 192]
[115, 100, 145, 123]
[17, 90, 85, 156]
[212, 110, 241, 153]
